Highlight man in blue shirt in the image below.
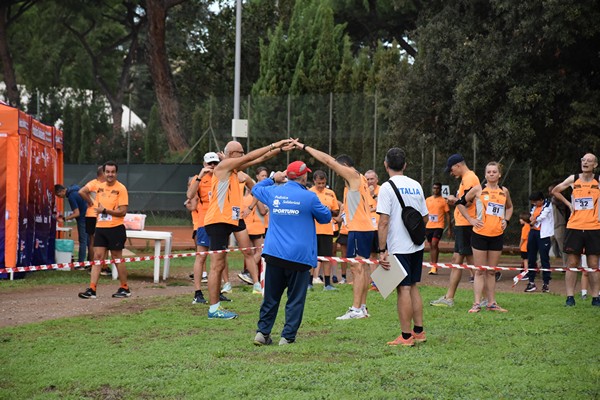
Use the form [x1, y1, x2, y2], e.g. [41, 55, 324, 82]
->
[251, 161, 331, 346]
[55, 184, 88, 262]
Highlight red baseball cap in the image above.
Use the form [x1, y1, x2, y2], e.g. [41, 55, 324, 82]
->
[286, 161, 312, 179]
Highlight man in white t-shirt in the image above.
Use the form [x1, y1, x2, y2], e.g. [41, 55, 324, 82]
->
[376, 147, 429, 347]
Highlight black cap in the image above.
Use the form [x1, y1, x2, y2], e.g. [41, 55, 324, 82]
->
[445, 154, 465, 173]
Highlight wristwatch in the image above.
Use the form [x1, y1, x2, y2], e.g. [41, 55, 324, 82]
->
[377, 248, 387, 253]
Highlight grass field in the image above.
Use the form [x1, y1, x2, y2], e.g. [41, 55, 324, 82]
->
[1, 256, 599, 399]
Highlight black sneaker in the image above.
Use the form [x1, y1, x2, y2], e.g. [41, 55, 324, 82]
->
[219, 293, 232, 302]
[542, 284, 549, 293]
[112, 287, 131, 298]
[100, 268, 112, 276]
[469, 276, 474, 283]
[78, 288, 96, 299]
[592, 297, 600, 307]
[332, 275, 339, 284]
[525, 283, 537, 292]
[188, 273, 194, 281]
[495, 271, 502, 282]
[565, 296, 576, 307]
[192, 291, 207, 304]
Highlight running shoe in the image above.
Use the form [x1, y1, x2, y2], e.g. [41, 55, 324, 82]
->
[188, 273, 194, 281]
[591, 297, 600, 307]
[495, 271, 502, 281]
[336, 307, 366, 320]
[254, 332, 272, 346]
[238, 272, 253, 285]
[192, 291, 207, 304]
[100, 268, 112, 276]
[323, 285, 337, 291]
[565, 296, 576, 307]
[78, 288, 97, 299]
[361, 306, 370, 317]
[429, 296, 454, 307]
[480, 299, 488, 308]
[112, 287, 131, 298]
[252, 282, 263, 295]
[428, 267, 438, 275]
[542, 284, 549, 293]
[368, 283, 379, 292]
[279, 337, 294, 346]
[339, 278, 347, 284]
[219, 293, 232, 302]
[469, 276, 474, 283]
[387, 335, 415, 347]
[581, 293, 588, 300]
[208, 307, 238, 319]
[486, 303, 508, 312]
[201, 275, 208, 283]
[221, 282, 232, 294]
[525, 283, 537, 292]
[312, 277, 324, 285]
[468, 303, 481, 313]
[411, 331, 427, 343]
[332, 275, 339, 284]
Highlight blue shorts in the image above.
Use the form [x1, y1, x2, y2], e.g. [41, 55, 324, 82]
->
[346, 231, 375, 259]
[195, 227, 210, 247]
[393, 250, 424, 286]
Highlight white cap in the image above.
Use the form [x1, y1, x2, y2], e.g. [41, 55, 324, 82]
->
[203, 152, 219, 164]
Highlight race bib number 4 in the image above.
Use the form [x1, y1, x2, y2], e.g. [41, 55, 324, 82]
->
[486, 202, 505, 217]
[573, 197, 593, 211]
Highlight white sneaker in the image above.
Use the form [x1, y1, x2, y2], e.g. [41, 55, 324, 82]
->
[221, 282, 232, 294]
[361, 306, 370, 317]
[312, 277, 324, 285]
[336, 307, 366, 320]
[339, 278, 347, 284]
[201, 275, 208, 283]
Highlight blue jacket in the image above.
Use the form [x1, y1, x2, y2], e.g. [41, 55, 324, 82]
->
[66, 184, 87, 221]
[252, 178, 331, 268]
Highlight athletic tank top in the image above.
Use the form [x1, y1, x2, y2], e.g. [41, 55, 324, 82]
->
[474, 185, 506, 237]
[204, 171, 242, 226]
[454, 170, 480, 226]
[567, 174, 600, 230]
[242, 193, 265, 235]
[344, 174, 376, 232]
[195, 173, 213, 228]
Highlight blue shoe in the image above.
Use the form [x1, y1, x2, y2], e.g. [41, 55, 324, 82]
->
[208, 307, 238, 319]
[332, 275, 339, 284]
[323, 285, 337, 291]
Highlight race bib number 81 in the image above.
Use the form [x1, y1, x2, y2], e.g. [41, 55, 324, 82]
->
[486, 202, 505, 217]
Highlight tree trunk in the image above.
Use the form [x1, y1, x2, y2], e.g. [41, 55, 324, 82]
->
[144, 0, 188, 152]
[0, 4, 20, 107]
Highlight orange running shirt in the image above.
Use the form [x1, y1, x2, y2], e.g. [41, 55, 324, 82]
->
[473, 186, 506, 237]
[454, 170, 480, 226]
[344, 174, 377, 232]
[204, 171, 243, 226]
[426, 196, 450, 229]
[310, 186, 339, 235]
[194, 173, 213, 228]
[339, 204, 348, 235]
[83, 179, 102, 218]
[242, 193, 266, 235]
[95, 181, 128, 228]
[530, 206, 542, 231]
[520, 223, 530, 252]
[567, 174, 600, 230]
[369, 185, 380, 227]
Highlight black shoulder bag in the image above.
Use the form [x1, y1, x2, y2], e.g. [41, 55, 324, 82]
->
[386, 180, 426, 245]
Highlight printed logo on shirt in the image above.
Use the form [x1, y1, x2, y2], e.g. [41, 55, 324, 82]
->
[273, 199, 281, 208]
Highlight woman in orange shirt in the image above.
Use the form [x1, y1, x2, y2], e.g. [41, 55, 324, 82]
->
[458, 162, 513, 313]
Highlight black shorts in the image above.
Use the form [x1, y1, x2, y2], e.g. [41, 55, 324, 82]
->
[426, 228, 444, 243]
[205, 220, 247, 251]
[393, 250, 424, 286]
[317, 234, 334, 257]
[85, 217, 97, 235]
[454, 226, 473, 255]
[471, 232, 504, 251]
[521, 251, 528, 260]
[93, 225, 126, 250]
[249, 234, 263, 241]
[336, 233, 348, 246]
[564, 229, 600, 255]
[370, 231, 380, 254]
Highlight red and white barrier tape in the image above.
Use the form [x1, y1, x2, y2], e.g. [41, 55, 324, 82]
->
[3, 249, 598, 276]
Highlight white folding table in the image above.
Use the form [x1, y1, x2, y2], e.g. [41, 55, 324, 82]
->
[109, 230, 173, 283]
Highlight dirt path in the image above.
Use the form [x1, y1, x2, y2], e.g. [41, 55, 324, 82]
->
[0, 262, 568, 328]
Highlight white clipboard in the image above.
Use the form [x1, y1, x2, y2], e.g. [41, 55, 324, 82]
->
[370, 254, 408, 299]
